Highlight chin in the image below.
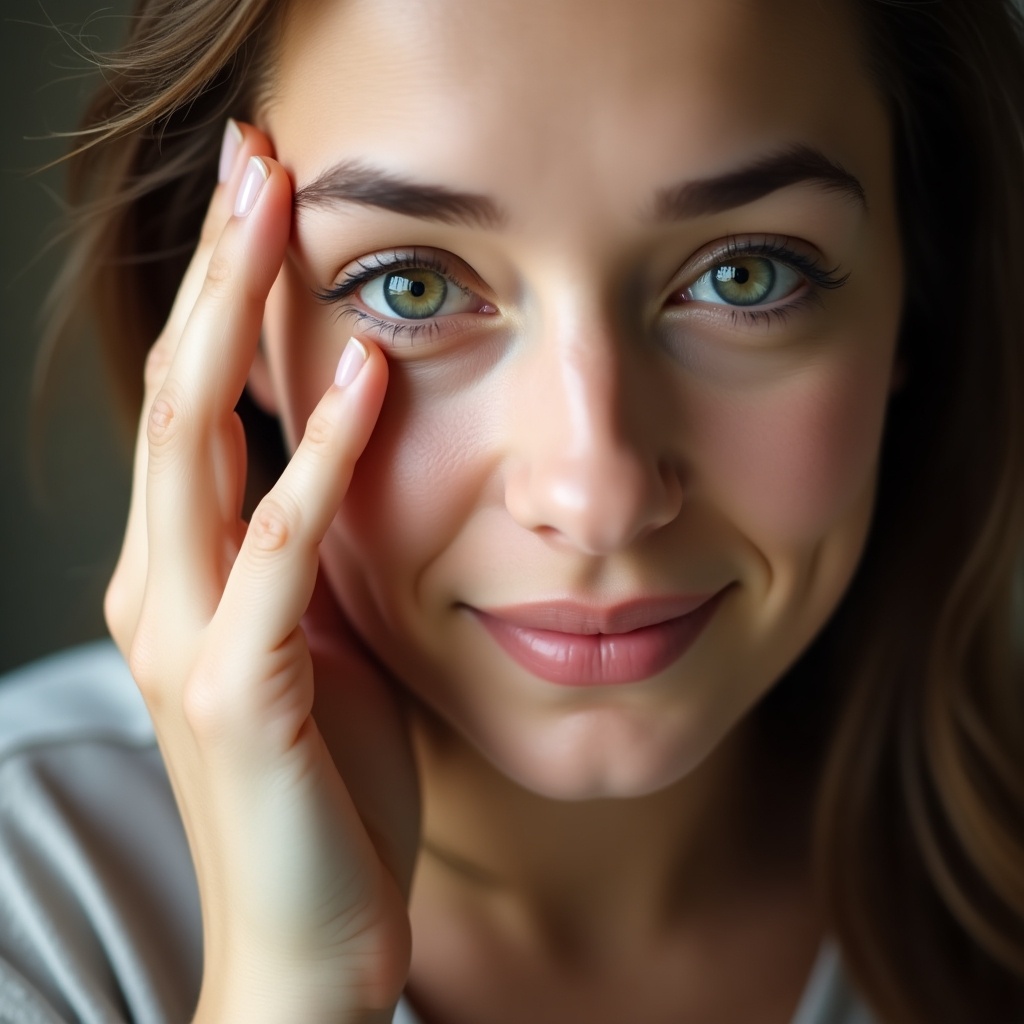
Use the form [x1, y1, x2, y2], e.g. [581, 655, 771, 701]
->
[475, 705, 726, 802]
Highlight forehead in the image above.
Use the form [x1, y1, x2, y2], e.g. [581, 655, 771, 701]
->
[267, 0, 886, 225]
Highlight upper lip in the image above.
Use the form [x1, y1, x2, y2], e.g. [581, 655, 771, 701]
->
[472, 591, 725, 635]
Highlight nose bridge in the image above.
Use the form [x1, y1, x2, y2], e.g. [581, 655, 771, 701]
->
[550, 318, 621, 457]
[504, 297, 683, 554]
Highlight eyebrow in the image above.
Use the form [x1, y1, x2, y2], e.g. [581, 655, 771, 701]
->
[292, 143, 866, 228]
[652, 144, 867, 220]
[293, 159, 506, 228]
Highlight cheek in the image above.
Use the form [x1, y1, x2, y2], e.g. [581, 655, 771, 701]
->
[690, 352, 893, 547]
[331, 367, 504, 602]
[264, 263, 503, 608]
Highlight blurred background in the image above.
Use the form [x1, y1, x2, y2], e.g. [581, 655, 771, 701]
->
[1, 0, 131, 673]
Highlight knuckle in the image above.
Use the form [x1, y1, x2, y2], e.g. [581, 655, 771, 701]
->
[146, 381, 191, 452]
[103, 575, 134, 655]
[181, 666, 231, 742]
[248, 495, 300, 554]
[201, 250, 234, 301]
[183, 637, 314, 749]
[302, 404, 337, 453]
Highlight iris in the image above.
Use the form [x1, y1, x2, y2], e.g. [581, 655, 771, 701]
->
[382, 269, 448, 318]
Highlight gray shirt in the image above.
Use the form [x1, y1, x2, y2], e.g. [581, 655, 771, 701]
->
[0, 642, 875, 1024]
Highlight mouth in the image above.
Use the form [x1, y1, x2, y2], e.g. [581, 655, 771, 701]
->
[468, 588, 731, 687]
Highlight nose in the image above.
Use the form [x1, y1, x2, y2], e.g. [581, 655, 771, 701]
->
[503, 318, 684, 555]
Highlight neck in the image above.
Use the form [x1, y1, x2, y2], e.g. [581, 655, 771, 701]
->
[409, 709, 814, 957]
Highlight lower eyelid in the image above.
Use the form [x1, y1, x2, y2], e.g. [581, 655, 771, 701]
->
[662, 283, 822, 331]
[344, 307, 444, 345]
[727, 289, 824, 328]
[336, 304, 494, 349]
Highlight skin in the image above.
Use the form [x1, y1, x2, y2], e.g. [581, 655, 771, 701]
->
[246, 0, 905, 1019]
[259, 0, 902, 789]
[108, 0, 904, 1021]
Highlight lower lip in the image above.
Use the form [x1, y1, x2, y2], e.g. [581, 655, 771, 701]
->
[472, 591, 727, 687]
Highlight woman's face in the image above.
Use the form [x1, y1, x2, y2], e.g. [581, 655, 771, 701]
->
[259, 0, 903, 799]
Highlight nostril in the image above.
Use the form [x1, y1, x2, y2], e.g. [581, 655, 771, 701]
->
[655, 458, 687, 524]
[504, 442, 687, 554]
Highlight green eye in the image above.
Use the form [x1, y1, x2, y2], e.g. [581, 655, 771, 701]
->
[711, 257, 775, 306]
[683, 254, 803, 310]
[382, 269, 448, 319]
[353, 255, 484, 330]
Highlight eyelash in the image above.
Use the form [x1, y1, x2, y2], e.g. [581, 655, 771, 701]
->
[690, 235, 849, 329]
[313, 248, 461, 344]
[313, 237, 850, 343]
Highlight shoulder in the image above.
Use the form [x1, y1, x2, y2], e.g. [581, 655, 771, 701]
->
[0, 644, 421, 1024]
[0, 642, 201, 1024]
[0, 640, 152, 759]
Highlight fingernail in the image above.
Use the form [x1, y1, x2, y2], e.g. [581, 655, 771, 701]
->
[334, 338, 368, 387]
[218, 118, 243, 183]
[234, 156, 268, 217]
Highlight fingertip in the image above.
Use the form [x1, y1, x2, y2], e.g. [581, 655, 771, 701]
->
[217, 118, 244, 184]
[235, 156, 270, 217]
[225, 153, 293, 263]
[333, 337, 368, 388]
[331, 336, 389, 406]
[212, 122, 279, 212]
[363, 336, 390, 398]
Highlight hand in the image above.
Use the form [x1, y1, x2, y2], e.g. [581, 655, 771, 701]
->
[104, 123, 420, 1024]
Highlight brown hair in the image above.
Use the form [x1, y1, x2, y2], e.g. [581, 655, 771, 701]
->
[41, 0, 1024, 1020]
[810, 3, 1024, 1019]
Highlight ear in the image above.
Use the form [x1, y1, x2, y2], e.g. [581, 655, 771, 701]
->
[246, 341, 279, 415]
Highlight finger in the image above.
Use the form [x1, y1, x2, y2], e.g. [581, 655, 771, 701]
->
[221, 408, 249, 528]
[105, 122, 273, 652]
[214, 410, 248, 578]
[143, 154, 293, 626]
[218, 338, 388, 652]
[163, 121, 274, 346]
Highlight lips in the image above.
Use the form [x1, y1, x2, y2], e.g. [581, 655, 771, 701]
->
[470, 589, 729, 686]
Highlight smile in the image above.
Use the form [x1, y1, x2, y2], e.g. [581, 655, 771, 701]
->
[470, 589, 730, 686]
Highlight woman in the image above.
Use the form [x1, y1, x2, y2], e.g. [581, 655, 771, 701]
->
[2, 0, 1022, 1021]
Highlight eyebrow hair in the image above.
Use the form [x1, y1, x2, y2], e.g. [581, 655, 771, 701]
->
[292, 143, 866, 229]
[651, 144, 867, 220]
[293, 159, 507, 228]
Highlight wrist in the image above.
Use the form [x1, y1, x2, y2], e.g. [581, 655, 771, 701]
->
[193, 990, 399, 1024]
[192, 966, 402, 1024]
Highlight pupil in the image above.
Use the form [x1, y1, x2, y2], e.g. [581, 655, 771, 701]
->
[710, 258, 772, 306]
[410, 280, 426, 297]
[715, 264, 751, 285]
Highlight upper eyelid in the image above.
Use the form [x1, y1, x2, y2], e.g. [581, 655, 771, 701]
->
[678, 236, 848, 290]
[313, 248, 487, 304]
